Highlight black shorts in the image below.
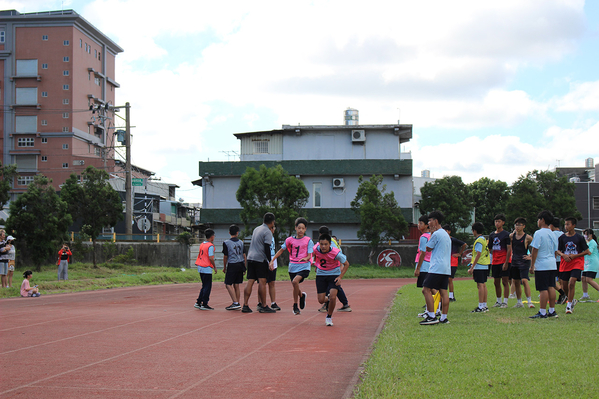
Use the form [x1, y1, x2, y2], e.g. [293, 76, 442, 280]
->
[535, 270, 558, 291]
[267, 267, 277, 283]
[509, 264, 530, 281]
[583, 271, 597, 279]
[289, 270, 310, 283]
[423, 273, 449, 291]
[473, 269, 488, 284]
[247, 260, 269, 280]
[559, 269, 582, 282]
[450, 266, 458, 278]
[224, 262, 245, 285]
[416, 272, 428, 288]
[315, 275, 339, 294]
[492, 264, 510, 278]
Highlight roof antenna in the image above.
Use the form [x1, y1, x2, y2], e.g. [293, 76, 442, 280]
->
[397, 108, 401, 124]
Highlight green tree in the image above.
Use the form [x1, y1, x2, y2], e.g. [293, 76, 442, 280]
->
[236, 164, 309, 241]
[0, 163, 18, 209]
[419, 175, 471, 231]
[6, 175, 72, 271]
[506, 170, 581, 234]
[469, 177, 510, 233]
[351, 175, 408, 263]
[60, 166, 123, 267]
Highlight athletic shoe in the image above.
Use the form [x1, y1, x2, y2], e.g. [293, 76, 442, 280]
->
[200, 305, 214, 310]
[299, 292, 307, 309]
[500, 303, 508, 309]
[557, 295, 567, 305]
[513, 302, 524, 308]
[318, 301, 329, 313]
[528, 302, 535, 308]
[509, 293, 517, 299]
[471, 307, 486, 313]
[439, 318, 450, 324]
[338, 305, 352, 312]
[270, 303, 281, 311]
[417, 311, 428, 318]
[529, 312, 548, 319]
[325, 317, 333, 326]
[259, 306, 276, 313]
[579, 296, 591, 302]
[241, 305, 253, 313]
[565, 308, 572, 314]
[194, 303, 201, 310]
[482, 307, 489, 312]
[572, 298, 578, 309]
[257, 303, 264, 311]
[225, 303, 241, 311]
[493, 302, 502, 308]
[449, 297, 456, 302]
[420, 316, 439, 325]
[547, 311, 559, 318]
[293, 305, 301, 315]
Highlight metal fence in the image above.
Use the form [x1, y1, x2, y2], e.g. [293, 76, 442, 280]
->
[70, 232, 181, 242]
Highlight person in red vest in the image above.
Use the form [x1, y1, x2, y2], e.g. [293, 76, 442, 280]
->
[194, 229, 217, 310]
[57, 243, 72, 281]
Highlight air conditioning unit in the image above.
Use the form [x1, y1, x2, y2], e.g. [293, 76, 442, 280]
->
[73, 160, 85, 166]
[351, 130, 366, 142]
[332, 178, 345, 188]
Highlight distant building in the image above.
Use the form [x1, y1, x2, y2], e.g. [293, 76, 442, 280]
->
[556, 160, 599, 230]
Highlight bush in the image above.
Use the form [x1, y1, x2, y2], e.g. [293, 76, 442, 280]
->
[111, 247, 136, 264]
[176, 232, 192, 245]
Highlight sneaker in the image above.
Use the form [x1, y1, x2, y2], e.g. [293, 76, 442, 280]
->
[528, 302, 535, 308]
[225, 303, 241, 311]
[338, 304, 352, 312]
[241, 305, 253, 313]
[509, 292, 517, 299]
[439, 318, 450, 324]
[256, 303, 264, 311]
[259, 306, 276, 313]
[579, 296, 591, 302]
[482, 307, 489, 312]
[513, 302, 524, 308]
[420, 316, 439, 325]
[318, 301, 329, 313]
[270, 303, 281, 311]
[471, 307, 486, 313]
[529, 311, 548, 319]
[417, 311, 428, 318]
[299, 292, 307, 310]
[500, 303, 508, 309]
[293, 305, 301, 315]
[449, 297, 456, 302]
[557, 295, 567, 305]
[572, 298, 578, 309]
[200, 305, 214, 310]
[194, 303, 201, 310]
[565, 308, 572, 314]
[493, 302, 502, 308]
[547, 311, 559, 318]
[325, 317, 333, 326]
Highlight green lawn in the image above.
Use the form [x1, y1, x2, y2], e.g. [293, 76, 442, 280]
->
[353, 279, 599, 398]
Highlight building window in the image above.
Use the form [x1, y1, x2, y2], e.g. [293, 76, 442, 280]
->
[41, 92, 48, 97]
[98, 53, 101, 61]
[94, 49, 97, 57]
[63, 84, 69, 90]
[41, 137, 47, 143]
[63, 40, 69, 46]
[0, 31, 5, 43]
[95, 147, 101, 156]
[80, 39, 82, 48]
[594, 197, 599, 210]
[253, 140, 269, 154]
[18, 138, 34, 147]
[313, 182, 322, 208]
[63, 56, 69, 62]
[17, 176, 34, 186]
[62, 127, 69, 133]
[42, 35, 48, 41]
[62, 144, 69, 149]
[62, 163, 69, 168]
[94, 77, 101, 86]
[42, 63, 48, 69]
[63, 70, 69, 76]
[63, 98, 69, 105]
[63, 112, 69, 119]
[41, 121, 47, 126]
[41, 156, 47, 162]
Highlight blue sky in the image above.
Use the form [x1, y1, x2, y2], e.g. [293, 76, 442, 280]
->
[4, 0, 598, 203]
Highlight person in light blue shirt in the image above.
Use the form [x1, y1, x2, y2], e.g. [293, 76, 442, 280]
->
[580, 229, 599, 300]
[529, 210, 559, 319]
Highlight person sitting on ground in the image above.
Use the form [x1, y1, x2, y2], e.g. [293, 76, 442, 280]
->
[21, 270, 40, 297]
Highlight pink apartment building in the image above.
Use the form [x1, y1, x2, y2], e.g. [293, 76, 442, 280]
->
[0, 9, 123, 200]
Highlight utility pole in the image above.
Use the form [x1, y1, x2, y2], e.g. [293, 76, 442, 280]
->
[125, 102, 132, 236]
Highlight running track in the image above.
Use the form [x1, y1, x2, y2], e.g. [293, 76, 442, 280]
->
[0, 278, 414, 398]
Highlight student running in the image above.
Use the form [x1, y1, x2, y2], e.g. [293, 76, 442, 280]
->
[317, 226, 352, 313]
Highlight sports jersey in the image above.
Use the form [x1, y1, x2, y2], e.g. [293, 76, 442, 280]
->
[553, 230, 564, 262]
[488, 230, 510, 265]
[196, 241, 215, 274]
[450, 236, 466, 267]
[472, 236, 490, 269]
[415, 232, 431, 272]
[313, 244, 347, 276]
[247, 223, 273, 262]
[530, 228, 558, 271]
[511, 233, 529, 268]
[222, 237, 244, 264]
[426, 229, 451, 275]
[558, 233, 588, 272]
[282, 236, 314, 273]
[584, 239, 599, 273]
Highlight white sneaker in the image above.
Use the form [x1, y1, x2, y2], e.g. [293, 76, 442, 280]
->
[528, 302, 535, 308]
[509, 293, 517, 299]
[325, 317, 333, 326]
[513, 302, 524, 308]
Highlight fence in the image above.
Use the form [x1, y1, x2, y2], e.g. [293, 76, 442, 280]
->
[70, 232, 182, 243]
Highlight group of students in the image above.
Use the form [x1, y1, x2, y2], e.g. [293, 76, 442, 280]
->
[193, 213, 352, 326]
[416, 210, 599, 324]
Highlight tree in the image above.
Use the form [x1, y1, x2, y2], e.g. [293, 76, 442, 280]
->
[469, 177, 510, 233]
[350, 175, 408, 263]
[506, 170, 581, 234]
[6, 175, 72, 271]
[60, 166, 123, 267]
[419, 175, 471, 231]
[236, 164, 309, 241]
[0, 162, 18, 209]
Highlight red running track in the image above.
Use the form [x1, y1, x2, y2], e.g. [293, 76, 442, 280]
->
[0, 278, 415, 399]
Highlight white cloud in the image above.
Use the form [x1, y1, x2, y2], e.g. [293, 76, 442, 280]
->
[553, 80, 599, 112]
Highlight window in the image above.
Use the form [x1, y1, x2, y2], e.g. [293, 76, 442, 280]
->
[63, 40, 69, 46]
[85, 43, 88, 52]
[42, 63, 48, 69]
[41, 137, 47, 143]
[18, 138, 34, 147]
[594, 196, 599, 210]
[41, 156, 47, 162]
[17, 176, 34, 186]
[94, 77, 101, 86]
[98, 53, 101, 61]
[94, 49, 97, 57]
[313, 182, 322, 208]
[62, 163, 69, 168]
[63, 84, 69, 90]
[63, 56, 69, 62]
[42, 35, 48, 41]
[63, 99, 69, 105]
[62, 143, 69, 149]
[63, 70, 69, 76]
[41, 92, 48, 97]
[0, 31, 5, 43]
[80, 39, 82, 48]
[41, 120, 47, 126]
[16, 59, 37, 75]
[16, 88, 37, 104]
[15, 116, 37, 133]
[594, 221, 599, 229]
[62, 127, 69, 133]
[253, 140, 269, 154]
[63, 112, 69, 119]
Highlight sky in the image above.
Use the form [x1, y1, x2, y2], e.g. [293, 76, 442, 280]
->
[3, 0, 598, 204]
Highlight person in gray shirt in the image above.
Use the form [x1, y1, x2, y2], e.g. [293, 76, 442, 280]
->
[243, 212, 276, 313]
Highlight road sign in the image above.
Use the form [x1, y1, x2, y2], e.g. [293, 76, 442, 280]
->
[132, 178, 144, 186]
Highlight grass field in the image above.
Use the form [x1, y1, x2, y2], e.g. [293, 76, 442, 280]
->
[353, 279, 599, 398]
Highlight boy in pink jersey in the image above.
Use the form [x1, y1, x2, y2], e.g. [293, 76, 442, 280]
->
[271, 217, 314, 315]
[313, 233, 350, 326]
